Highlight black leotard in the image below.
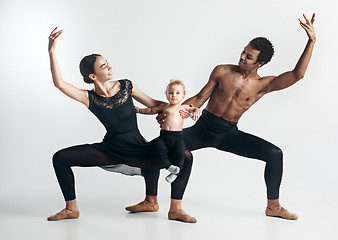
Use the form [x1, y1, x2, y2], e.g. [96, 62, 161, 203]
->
[88, 79, 155, 165]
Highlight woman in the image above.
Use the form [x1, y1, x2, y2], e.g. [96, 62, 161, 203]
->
[47, 27, 196, 223]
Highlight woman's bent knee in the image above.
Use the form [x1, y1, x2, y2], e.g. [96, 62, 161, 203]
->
[52, 149, 67, 168]
[184, 150, 193, 166]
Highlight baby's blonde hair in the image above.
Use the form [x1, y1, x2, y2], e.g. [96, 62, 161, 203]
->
[165, 79, 186, 96]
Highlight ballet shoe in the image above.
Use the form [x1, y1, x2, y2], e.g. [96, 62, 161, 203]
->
[47, 209, 79, 221]
[265, 206, 298, 220]
[125, 200, 159, 212]
[168, 209, 197, 223]
[165, 173, 177, 183]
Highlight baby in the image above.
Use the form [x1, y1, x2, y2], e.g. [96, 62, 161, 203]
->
[135, 80, 200, 183]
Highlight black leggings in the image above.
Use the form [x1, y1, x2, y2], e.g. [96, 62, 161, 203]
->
[142, 150, 193, 200]
[183, 110, 283, 200]
[52, 144, 192, 201]
[153, 130, 185, 169]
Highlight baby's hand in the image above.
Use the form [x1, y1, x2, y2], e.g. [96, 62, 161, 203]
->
[190, 108, 201, 121]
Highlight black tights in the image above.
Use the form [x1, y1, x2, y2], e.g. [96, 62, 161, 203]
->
[183, 110, 283, 200]
[52, 144, 192, 201]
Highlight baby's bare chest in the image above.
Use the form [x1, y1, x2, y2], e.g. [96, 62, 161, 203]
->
[164, 106, 183, 119]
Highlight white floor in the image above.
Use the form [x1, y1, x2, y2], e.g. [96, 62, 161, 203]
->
[1, 146, 337, 240]
[1, 192, 337, 240]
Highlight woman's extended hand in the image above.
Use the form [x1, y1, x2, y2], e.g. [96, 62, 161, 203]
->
[48, 27, 63, 53]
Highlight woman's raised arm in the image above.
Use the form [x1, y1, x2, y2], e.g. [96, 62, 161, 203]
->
[49, 27, 89, 107]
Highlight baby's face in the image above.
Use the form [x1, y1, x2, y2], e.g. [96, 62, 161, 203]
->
[166, 84, 185, 105]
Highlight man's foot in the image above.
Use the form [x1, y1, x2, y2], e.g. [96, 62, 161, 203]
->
[168, 209, 197, 223]
[47, 208, 79, 221]
[125, 200, 159, 213]
[265, 206, 298, 220]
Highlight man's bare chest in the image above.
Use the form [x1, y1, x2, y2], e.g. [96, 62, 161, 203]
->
[219, 77, 264, 102]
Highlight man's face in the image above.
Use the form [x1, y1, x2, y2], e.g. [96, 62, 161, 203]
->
[238, 44, 263, 71]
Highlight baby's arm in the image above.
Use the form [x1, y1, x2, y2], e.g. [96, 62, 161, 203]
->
[135, 103, 166, 115]
[182, 105, 201, 121]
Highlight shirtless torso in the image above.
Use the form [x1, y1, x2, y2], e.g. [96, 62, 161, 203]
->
[205, 64, 272, 122]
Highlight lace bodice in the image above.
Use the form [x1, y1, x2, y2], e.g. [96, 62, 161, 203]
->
[88, 79, 132, 109]
[87, 79, 138, 134]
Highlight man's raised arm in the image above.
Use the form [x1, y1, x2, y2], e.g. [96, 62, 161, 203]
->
[266, 13, 316, 93]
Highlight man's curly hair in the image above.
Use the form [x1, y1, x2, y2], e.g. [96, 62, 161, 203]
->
[249, 37, 274, 64]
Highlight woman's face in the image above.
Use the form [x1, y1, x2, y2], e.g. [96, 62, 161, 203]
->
[91, 55, 113, 82]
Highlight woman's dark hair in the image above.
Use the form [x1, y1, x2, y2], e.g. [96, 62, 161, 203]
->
[249, 37, 274, 64]
[79, 54, 101, 84]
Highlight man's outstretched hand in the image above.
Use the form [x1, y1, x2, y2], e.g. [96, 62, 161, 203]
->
[156, 112, 166, 127]
[299, 13, 316, 42]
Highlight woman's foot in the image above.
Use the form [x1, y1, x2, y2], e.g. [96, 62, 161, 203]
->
[168, 209, 197, 223]
[125, 200, 159, 212]
[47, 208, 80, 221]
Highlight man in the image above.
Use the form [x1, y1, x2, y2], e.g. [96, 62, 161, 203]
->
[127, 13, 315, 221]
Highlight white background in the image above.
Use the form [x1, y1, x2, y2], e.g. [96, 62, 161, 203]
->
[1, 0, 337, 239]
